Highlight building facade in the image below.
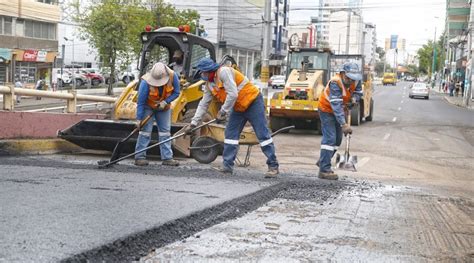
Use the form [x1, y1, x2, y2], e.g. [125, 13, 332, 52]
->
[328, 10, 364, 55]
[0, 0, 60, 85]
[362, 23, 376, 68]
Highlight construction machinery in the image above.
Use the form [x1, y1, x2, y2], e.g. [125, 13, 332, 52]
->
[269, 48, 374, 132]
[59, 27, 228, 157]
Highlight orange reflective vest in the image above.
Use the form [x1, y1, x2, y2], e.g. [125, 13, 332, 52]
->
[207, 67, 260, 112]
[146, 69, 175, 110]
[319, 73, 356, 113]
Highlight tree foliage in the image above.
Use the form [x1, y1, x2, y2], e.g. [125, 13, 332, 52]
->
[376, 46, 385, 60]
[416, 36, 445, 76]
[375, 61, 391, 77]
[74, 0, 200, 95]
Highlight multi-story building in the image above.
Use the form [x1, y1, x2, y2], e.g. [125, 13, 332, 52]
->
[315, 0, 362, 48]
[328, 10, 364, 54]
[362, 23, 377, 67]
[0, 0, 60, 85]
[384, 36, 406, 51]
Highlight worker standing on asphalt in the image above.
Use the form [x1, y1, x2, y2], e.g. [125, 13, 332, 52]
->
[183, 58, 279, 178]
[317, 62, 363, 180]
[134, 62, 180, 167]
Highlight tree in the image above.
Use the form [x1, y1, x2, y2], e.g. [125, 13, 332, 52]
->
[376, 46, 385, 60]
[74, 0, 155, 95]
[375, 61, 391, 77]
[416, 35, 445, 77]
[75, 0, 200, 95]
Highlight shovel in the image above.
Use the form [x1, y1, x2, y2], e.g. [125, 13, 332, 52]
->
[335, 110, 357, 171]
[108, 113, 154, 162]
[97, 119, 217, 168]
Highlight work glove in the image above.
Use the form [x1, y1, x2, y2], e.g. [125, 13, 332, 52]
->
[157, 100, 168, 111]
[342, 124, 352, 136]
[183, 124, 197, 135]
[216, 110, 227, 123]
[351, 97, 357, 104]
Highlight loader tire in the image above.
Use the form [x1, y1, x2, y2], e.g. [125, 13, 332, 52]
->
[350, 106, 361, 126]
[365, 99, 374, 122]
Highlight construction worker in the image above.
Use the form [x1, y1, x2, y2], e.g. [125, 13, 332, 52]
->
[183, 58, 279, 178]
[134, 62, 180, 167]
[317, 62, 363, 180]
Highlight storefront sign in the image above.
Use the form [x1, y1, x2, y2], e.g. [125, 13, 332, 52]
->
[23, 50, 38, 62]
[37, 51, 47, 62]
[0, 48, 12, 61]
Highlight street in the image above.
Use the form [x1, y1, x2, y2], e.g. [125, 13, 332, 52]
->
[0, 82, 472, 261]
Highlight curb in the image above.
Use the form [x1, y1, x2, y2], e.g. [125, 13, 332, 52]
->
[442, 96, 474, 110]
[0, 139, 83, 156]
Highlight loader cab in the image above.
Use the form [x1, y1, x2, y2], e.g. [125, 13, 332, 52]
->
[139, 27, 216, 84]
[286, 48, 332, 84]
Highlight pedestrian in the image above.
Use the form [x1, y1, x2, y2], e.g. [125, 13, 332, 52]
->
[460, 80, 465, 97]
[134, 62, 181, 167]
[448, 79, 455, 97]
[316, 62, 363, 180]
[455, 81, 460, 97]
[35, 78, 45, 100]
[14, 78, 22, 103]
[183, 58, 279, 178]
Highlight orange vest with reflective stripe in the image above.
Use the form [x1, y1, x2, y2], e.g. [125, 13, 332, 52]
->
[208, 67, 260, 112]
[146, 69, 175, 110]
[319, 73, 356, 113]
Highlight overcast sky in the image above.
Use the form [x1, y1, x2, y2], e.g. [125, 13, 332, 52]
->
[289, 0, 446, 54]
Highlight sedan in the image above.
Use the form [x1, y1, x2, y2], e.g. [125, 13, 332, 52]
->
[409, 82, 430, 99]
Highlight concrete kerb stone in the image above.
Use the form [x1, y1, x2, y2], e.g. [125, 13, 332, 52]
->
[0, 139, 83, 156]
[430, 88, 474, 110]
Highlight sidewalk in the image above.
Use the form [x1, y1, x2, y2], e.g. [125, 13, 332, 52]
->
[431, 87, 474, 110]
[0, 87, 125, 102]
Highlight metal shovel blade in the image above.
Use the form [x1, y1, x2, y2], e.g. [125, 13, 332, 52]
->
[336, 154, 358, 171]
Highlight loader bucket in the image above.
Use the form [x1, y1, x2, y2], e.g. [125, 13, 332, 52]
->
[58, 119, 187, 156]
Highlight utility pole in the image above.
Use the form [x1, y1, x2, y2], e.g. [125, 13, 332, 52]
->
[338, 34, 341, 54]
[195, 19, 200, 36]
[260, 0, 272, 85]
[431, 27, 437, 88]
[345, 10, 352, 54]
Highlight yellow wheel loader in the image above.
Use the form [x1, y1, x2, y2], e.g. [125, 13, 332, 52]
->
[59, 27, 236, 157]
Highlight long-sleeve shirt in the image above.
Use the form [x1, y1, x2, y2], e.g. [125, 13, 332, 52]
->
[136, 73, 180, 120]
[329, 80, 363, 125]
[191, 67, 239, 126]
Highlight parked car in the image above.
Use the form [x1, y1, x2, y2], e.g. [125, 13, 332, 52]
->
[268, 75, 286, 89]
[52, 68, 72, 87]
[409, 82, 430, 99]
[100, 68, 136, 85]
[405, 75, 416, 82]
[80, 69, 104, 86]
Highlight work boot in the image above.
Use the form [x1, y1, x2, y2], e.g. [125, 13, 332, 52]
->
[212, 165, 233, 176]
[318, 171, 338, 180]
[264, 167, 279, 178]
[134, 159, 149, 166]
[162, 159, 179, 166]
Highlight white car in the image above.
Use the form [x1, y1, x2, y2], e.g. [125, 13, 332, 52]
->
[409, 82, 430, 99]
[268, 75, 286, 89]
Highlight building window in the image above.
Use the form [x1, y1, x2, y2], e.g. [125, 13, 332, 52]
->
[16, 19, 24, 36]
[0, 16, 13, 35]
[24, 20, 56, 40]
[37, 0, 58, 4]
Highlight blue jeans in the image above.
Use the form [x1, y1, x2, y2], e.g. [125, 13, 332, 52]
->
[135, 106, 173, 160]
[223, 94, 278, 170]
[319, 111, 343, 173]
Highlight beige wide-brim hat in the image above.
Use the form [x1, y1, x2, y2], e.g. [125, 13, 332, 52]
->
[142, 62, 170, 87]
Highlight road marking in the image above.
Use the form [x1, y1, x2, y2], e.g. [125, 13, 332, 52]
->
[383, 133, 391, 140]
[357, 157, 371, 168]
[392, 117, 397, 122]
[398, 107, 402, 111]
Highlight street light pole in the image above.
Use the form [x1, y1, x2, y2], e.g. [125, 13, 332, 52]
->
[64, 37, 75, 91]
[260, 0, 271, 84]
[431, 27, 437, 88]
